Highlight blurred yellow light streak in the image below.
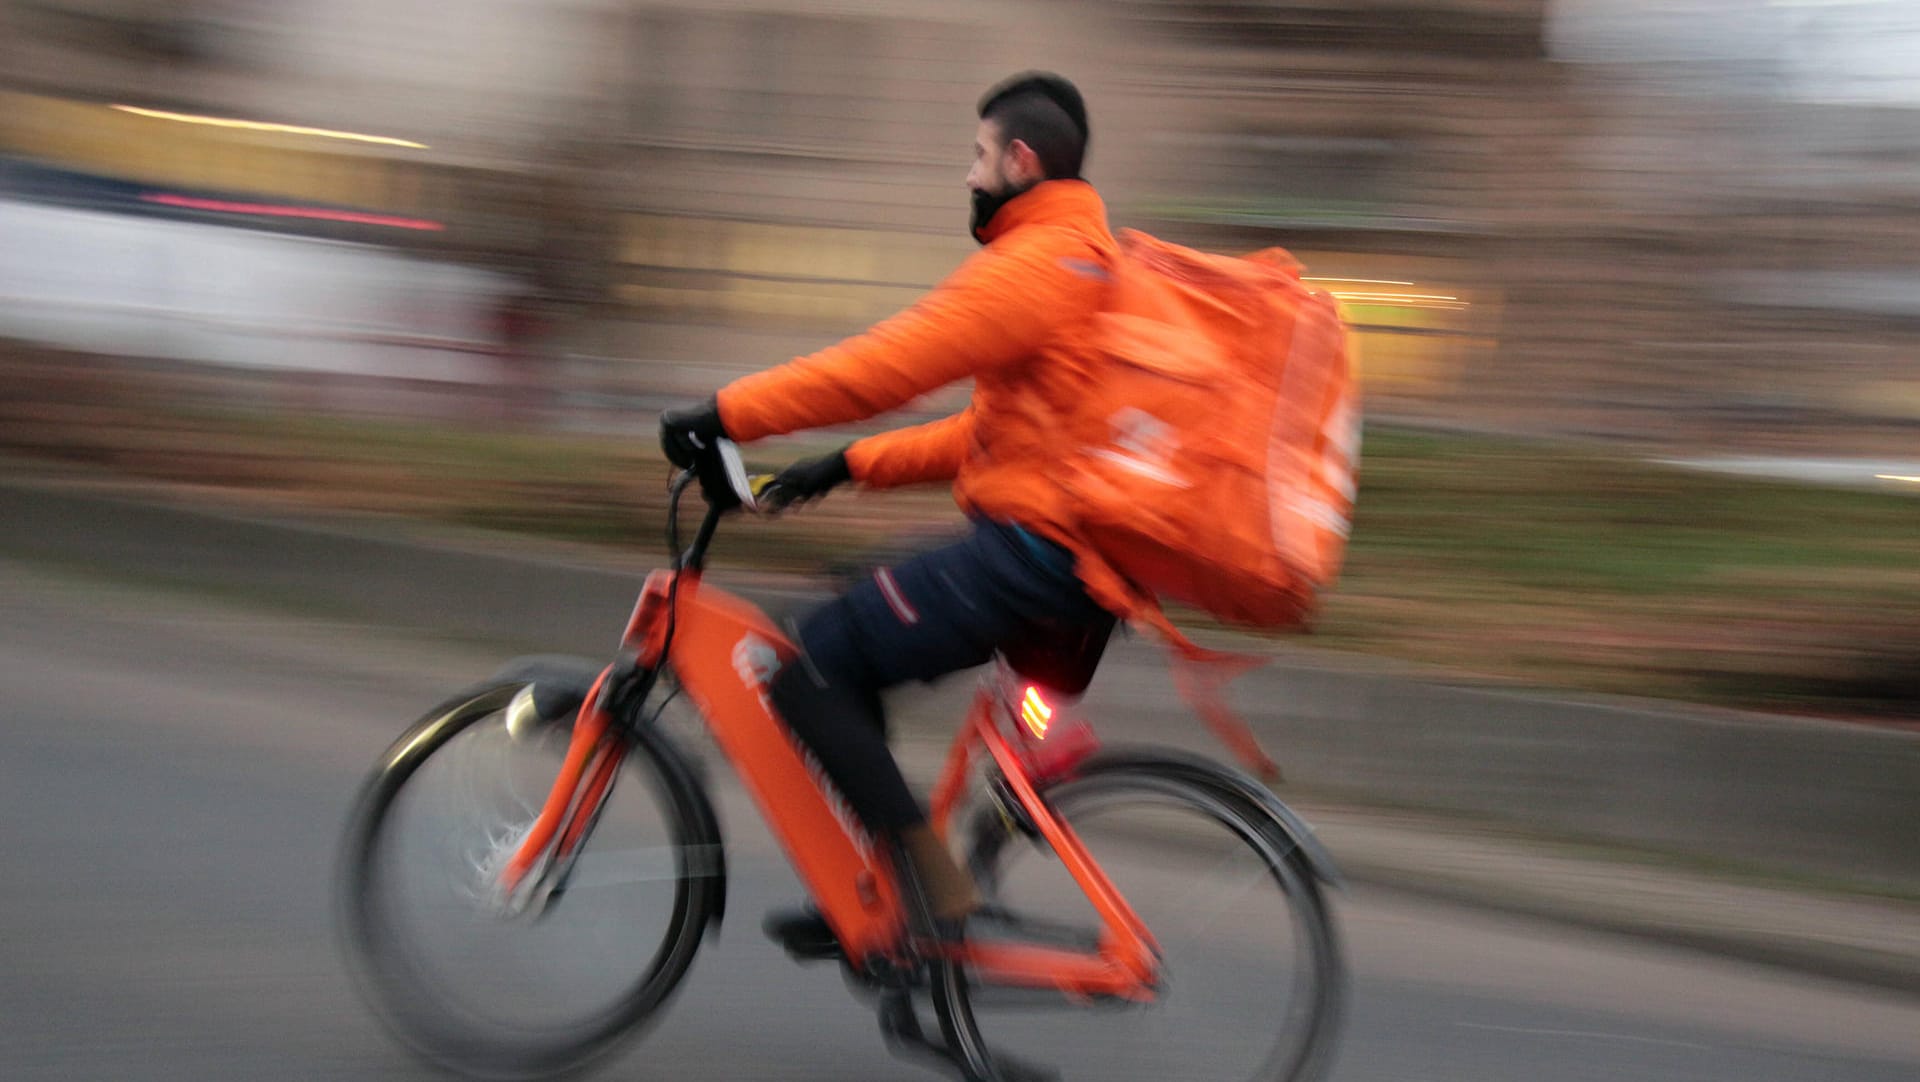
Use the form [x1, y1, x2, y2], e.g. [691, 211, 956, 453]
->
[1307, 277, 1415, 286]
[1328, 290, 1468, 310]
[1875, 474, 1920, 484]
[109, 105, 427, 149]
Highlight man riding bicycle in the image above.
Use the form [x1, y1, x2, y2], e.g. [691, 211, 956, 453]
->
[660, 72, 1120, 946]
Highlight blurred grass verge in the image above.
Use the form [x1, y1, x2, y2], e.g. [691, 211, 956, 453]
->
[1327, 427, 1920, 721]
[4, 343, 1916, 722]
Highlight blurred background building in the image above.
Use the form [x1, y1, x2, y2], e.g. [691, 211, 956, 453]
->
[2, 0, 1918, 451]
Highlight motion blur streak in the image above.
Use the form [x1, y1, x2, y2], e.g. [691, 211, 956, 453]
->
[138, 193, 445, 231]
[108, 105, 429, 149]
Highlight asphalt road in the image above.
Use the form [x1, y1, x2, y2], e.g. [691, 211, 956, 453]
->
[2, 560, 1917, 1082]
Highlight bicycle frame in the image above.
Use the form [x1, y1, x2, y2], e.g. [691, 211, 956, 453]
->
[501, 560, 1163, 1000]
[928, 682, 1161, 999]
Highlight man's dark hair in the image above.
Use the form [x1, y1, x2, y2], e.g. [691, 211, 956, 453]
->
[978, 72, 1088, 180]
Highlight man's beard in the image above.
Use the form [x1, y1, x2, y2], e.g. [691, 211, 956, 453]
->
[969, 181, 1030, 244]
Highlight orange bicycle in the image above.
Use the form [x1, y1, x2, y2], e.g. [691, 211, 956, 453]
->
[338, 441, 1345, 1082]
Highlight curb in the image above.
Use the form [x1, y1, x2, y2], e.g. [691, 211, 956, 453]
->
[1341, 862, 1920, 999]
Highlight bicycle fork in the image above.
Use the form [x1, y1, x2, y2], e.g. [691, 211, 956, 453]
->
[491, 665, 632, 918]
[493, 569, 684, 919]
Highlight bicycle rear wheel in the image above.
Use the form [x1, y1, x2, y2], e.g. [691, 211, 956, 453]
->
[939, 750, 1345, 1082]
[338, 683, 721, 1079]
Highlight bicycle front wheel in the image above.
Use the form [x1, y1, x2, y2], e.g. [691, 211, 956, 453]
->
[338, 683, 721, 1079]
[941, 750, 1345, 1082]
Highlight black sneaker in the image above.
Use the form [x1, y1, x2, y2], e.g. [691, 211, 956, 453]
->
[762, 904, 842, 961]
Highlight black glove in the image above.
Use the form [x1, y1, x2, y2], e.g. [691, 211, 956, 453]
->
[658, 397, 727, 469]
[761, 449, 853, 512]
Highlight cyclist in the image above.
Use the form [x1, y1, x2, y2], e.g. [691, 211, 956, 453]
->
[660, 72, 1119, 948]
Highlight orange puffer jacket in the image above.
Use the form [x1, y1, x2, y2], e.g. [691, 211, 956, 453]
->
[718, 180, 1281, 777]
[716, 179, 1119, 563]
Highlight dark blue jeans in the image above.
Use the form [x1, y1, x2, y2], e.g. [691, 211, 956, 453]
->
[770, 519, 1116, 832]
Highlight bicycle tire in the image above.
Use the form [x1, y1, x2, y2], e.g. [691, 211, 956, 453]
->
[936, 749, 1346, 1082]
[337, 682, 723, 1080]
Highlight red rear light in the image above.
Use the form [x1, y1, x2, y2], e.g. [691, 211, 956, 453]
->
[1020, 685, 1053, 738]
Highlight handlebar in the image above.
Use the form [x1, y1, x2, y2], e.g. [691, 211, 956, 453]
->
[669, 438, 773, 573]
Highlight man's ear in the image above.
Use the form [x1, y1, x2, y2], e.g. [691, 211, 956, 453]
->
[1006, 138, 1045, 185]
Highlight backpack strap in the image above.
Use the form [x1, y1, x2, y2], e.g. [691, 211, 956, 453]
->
[1075, 552, 1281, 781]
[1151, 610, 1281, 783]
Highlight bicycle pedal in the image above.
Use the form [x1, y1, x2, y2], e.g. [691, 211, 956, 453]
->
[762, 906, 844, 963]
[881, 1004, 1059, 1082]
[876, 993, 964, 1078]
[875, 991, 920, 1039]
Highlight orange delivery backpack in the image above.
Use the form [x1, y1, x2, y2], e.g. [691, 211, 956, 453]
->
[1060, 229, 1360, 634]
